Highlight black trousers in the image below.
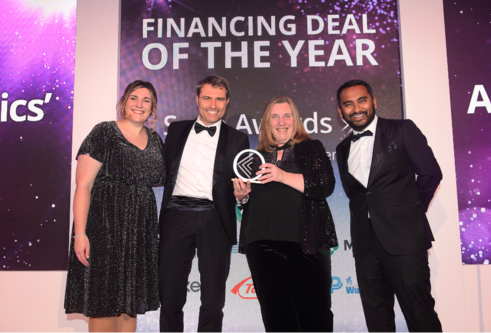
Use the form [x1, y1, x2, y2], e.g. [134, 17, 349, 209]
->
[355, 224, 442, 332]
[158, 209, 232, 332]
[245, 240, 333, 332]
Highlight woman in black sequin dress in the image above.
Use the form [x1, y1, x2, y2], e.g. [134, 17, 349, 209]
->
[233, 96, 338, 332]
[64, 81, 166, 331]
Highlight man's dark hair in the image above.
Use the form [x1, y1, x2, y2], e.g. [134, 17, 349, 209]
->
[336, 79, 374, 107]
[196, 75, 230, 99]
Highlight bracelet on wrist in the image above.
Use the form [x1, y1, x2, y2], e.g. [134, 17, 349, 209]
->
[73, 233, 86, 239]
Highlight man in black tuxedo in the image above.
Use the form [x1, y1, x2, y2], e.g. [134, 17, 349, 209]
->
[158, 75, 249, 332]
[335, 80, 443, 332]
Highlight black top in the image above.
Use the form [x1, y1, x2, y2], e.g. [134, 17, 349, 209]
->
[243, 144, 302, 247]
[240, 139, 338, 254]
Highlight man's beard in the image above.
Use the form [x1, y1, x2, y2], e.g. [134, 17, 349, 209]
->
[344, 102, 376, 132]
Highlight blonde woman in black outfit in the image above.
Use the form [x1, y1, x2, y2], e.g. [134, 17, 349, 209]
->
[233, 96, 338, 332]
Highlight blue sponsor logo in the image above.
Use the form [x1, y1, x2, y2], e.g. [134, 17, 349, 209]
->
[331, 276, 343, 293]
[345, 276, 359, 294]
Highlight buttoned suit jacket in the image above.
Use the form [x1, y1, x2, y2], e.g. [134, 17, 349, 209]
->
[336, 117, 442, 258]
[159, 119, 249, 245]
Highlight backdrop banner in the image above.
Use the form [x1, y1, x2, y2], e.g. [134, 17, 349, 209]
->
[443, 0, 491, 265]
[120, 0, 406, 331]
[0, 0, 77, 270]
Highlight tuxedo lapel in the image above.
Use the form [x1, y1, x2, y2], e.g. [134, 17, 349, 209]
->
[170, 121, 194, 183]
[213, 121, 229, 186]
[367, 118, 393, 187]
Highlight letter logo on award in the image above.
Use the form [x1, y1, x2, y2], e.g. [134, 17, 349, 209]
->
[233, 149, 265, 184]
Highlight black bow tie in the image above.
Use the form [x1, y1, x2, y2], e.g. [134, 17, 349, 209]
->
[195, 122, 217, 137]
[351, 130, 373, 142]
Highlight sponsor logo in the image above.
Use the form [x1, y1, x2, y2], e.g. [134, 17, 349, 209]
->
[345, 276, 360, 294]
[330, 245, 339, 256]
[187, 281, 201, 292]
[331, 276, 343, 293]
[231, 276, 257, 299]
[232, 275, 357, 297]
[232, 276, 352, 296]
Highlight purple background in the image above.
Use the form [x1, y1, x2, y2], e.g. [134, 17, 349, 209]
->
[443, 0, 491, 265]
[120, 0, 403, 151]
[0, 0, 76, 270]
[120, 0, 404, 256]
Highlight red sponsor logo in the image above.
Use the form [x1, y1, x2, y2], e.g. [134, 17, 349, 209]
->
[230, 276, 257, 299]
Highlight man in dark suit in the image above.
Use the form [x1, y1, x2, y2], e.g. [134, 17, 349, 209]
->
[335, 80, 443, 332]
[158, 75, 249, 332]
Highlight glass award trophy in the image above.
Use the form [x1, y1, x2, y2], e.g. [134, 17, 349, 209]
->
[232, 149, 265, 184]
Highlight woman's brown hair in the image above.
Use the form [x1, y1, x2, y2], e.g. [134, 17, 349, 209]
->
[117, 80, 158, 131]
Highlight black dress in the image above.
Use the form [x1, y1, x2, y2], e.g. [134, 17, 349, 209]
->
[64, 121, 165, 317]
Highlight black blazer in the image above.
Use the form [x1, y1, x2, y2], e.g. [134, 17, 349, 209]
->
[336, 117, 442, 258]
[159, 119, 249, 245]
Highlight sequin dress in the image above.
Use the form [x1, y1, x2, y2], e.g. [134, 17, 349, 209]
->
[64, 121, 165, 317]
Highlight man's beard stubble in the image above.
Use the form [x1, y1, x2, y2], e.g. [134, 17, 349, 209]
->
[344, 102, 376, 132]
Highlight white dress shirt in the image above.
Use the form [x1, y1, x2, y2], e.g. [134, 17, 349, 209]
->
[172, 117, 222, 201]
[348, 115, 378, 188]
